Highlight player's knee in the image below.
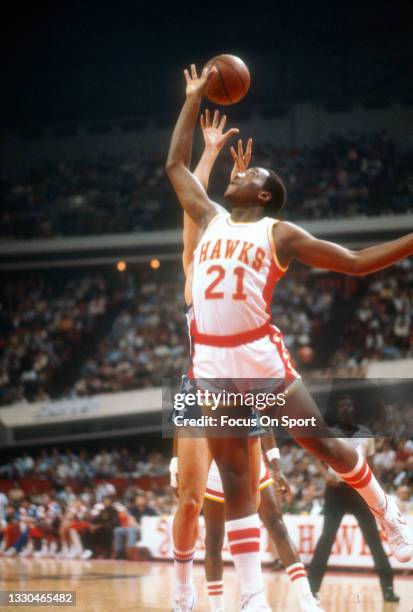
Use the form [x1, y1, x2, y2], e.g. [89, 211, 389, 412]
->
[178, 489, 203, 520]
[303, 437, 342, 461]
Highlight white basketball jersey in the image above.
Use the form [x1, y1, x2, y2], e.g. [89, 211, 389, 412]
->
[192, 213, 287, 336]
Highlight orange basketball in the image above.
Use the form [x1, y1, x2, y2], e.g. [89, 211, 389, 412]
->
[204, 54, 250, 105]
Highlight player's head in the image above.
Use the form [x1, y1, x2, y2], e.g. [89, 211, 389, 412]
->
[335, 395, 355, 424]
[224, 167, 286, 214]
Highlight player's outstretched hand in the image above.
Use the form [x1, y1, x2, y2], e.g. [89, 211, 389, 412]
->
[184, 64, 217, 100]
[200, 109, 239, 153]
[230, 137, 253, 181]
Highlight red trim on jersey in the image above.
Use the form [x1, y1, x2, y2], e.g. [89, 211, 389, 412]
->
[269, 325, 297, 380]
[262, 259, 279, 318]
[193, 320, 272, 347]
[205, 486, 224, 499]
[229, 541, 260, 555]
[227, 527, 260, 542]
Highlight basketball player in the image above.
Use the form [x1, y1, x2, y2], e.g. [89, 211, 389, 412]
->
[202, 428, 324, 612]
[165, 63, 413, 609]
[170, 114, 323, 611]
[171, 108, 254, 612]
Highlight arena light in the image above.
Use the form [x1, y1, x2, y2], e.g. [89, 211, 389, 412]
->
[150, 259, 160, 270]
[116, 260, 127, 272]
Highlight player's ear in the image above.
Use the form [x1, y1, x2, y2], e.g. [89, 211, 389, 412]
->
[258, 190, 272, 204]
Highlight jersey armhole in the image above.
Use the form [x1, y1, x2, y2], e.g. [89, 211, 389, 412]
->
[268, 220, 288, 273]
[204, 211, 225, 234]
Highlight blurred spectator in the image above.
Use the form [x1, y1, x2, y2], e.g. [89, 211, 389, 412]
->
[1, 133, 412, 240]
[112, 501, 139, 559]
[129, 493, 158, 524]
[95, 479, 116, 502]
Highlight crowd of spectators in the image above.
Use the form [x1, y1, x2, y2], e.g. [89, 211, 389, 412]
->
[1, 258, 412, 405]
[73, 277, 188, 396]
[0, 446, 169, 484]
[327, 259, 413, 374]
[0, 436, 412, 560]
[1, 153, 169, 240]
[1, 133, 412, 240]
[0, 275, 126, 406]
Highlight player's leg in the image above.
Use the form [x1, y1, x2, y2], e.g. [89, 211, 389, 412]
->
[207, 436, 260, 519]
[283, 383, 413, 562]
[207, 435, 270, 610]
[307, 486, 345, 596]
[204, 498, 226, 612]
[348, 488, 399, 602]
[258, 484, 323, 611]
[172, 435, 210, 610]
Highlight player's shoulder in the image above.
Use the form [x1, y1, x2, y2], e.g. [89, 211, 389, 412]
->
[272, 220, 310, 240]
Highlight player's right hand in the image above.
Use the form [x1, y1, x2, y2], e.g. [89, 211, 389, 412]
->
[200, 109, 239, 153]
[230, 138, 253, 182]
[184, 64, 217, 100]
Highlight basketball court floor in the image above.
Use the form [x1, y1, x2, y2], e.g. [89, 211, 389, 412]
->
[0, 558, 412, 611]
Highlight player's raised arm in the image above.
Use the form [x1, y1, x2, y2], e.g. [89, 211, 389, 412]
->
[182, 110, 238, 274]
[165, 64, 219, 228]
[275, 221, 413, 276]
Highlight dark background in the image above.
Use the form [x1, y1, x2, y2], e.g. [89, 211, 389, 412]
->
[1, 0, 413, 125]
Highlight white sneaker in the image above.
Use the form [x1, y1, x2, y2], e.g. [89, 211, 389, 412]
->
[298, 593, 325, 611]
[80, 549, 93, 560]
[373, 495, 413, 563]
[241, 589, 272, 611]
[5, 547, 16, 557]
[172, 587, 197, 611]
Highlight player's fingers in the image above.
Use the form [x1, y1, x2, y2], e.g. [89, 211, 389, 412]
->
[212, 109, 219, 128]
[218, 114, 227, 131]
[191, 64, 197, 79]
[200, 113, 205, 130]
[184, 69, 191, 83]
[204, 65, 217, 80]
[205, 108, 210, 128]
[223, 128, 239, 143]
[230, 147, 238, 164]
[245, 138, 253, 162]
[238, 139, 243, 158]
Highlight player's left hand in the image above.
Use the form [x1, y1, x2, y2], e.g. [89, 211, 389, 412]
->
[184, 64, 217, 100]
[200, 109, 239, 153]
[230, 137, 253, 181]
[272, 470, 291, 497]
